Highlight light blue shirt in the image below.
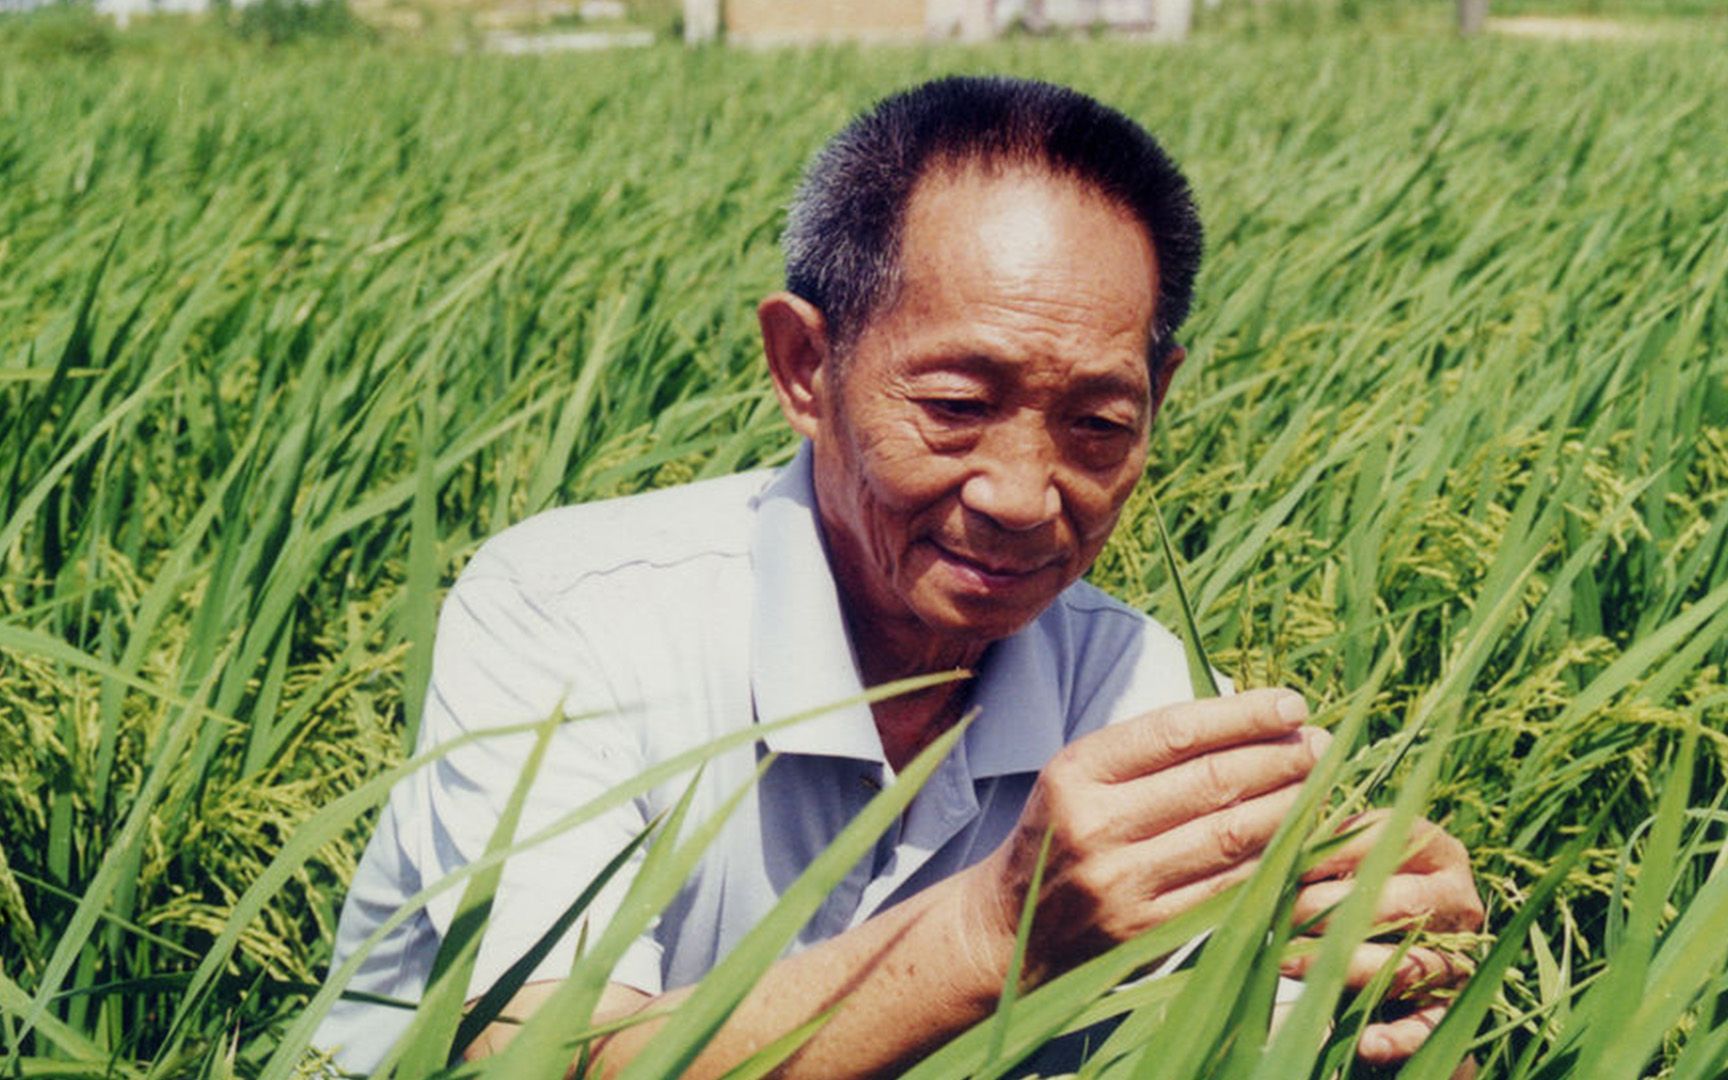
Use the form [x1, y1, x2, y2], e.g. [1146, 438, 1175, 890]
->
[315, 443, 1202, 1072]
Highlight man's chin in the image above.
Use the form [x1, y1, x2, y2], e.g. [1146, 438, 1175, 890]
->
[914, 593, 1052, 648]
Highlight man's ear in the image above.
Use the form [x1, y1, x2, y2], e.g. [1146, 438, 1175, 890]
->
[758, 291, 834, 441]
[1150, 344, 1187, 418]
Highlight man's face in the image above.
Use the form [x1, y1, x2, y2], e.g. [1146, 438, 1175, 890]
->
[804, 163, 1162, 654]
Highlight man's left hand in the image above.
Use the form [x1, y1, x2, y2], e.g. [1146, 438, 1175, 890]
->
[1283, 810, 1486, 1065]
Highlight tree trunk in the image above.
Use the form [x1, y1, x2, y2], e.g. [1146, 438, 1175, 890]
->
[1150, 0, 1193, 41]
[682, 0, 719, 43]
[956, 0, 992, 43]
[1458, 0, 1488, 36]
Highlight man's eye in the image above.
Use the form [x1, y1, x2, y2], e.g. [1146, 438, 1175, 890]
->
[919, 398, 988, 422]
[1076, 415, 1133, 436]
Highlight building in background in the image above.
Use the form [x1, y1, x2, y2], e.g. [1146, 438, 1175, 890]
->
[687, 0, 1193, 44]
[0, 0, 256, 24]
[0, 0, 1195, 42]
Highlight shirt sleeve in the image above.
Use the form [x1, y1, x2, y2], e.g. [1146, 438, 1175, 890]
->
[315, 568, 666, 1072]
[405, 569, 667, 999]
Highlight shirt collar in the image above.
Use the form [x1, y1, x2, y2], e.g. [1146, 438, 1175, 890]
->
[750, 442, 884, 762]
[964, 620, 1066, 778]
[749, 440, 1069, 777]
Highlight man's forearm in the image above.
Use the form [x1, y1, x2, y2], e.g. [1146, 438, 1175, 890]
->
[588, 863, 1010, 1078]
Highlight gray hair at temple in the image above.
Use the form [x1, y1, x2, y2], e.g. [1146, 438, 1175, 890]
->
[781, 74, 1204, 369]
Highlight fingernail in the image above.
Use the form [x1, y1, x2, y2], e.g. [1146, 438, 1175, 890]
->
[1276, 692, 1308, 723]
[1304, 726, 1334, 755]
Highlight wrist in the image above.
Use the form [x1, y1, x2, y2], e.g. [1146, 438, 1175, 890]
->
[945, 858, 1030, 1008]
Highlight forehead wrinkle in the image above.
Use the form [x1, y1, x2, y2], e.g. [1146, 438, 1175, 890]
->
[955, 286, 1150, 355]
[892, 234, 1152, 360]
[911, 226, 1150, 319]
[891, 290, 1152, 393]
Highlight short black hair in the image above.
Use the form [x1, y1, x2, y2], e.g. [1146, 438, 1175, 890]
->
[783, 75, 1203, 367]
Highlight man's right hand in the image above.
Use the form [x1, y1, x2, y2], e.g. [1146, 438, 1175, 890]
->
[968, 687, 1327, 984]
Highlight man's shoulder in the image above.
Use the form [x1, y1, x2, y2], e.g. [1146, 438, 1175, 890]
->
[1042, 579, 1203, 719]
[1049, 578, 1180, 648]
[460, 467, 777, 595]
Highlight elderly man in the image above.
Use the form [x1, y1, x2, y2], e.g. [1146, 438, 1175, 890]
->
[316, 75, 1482, 1075]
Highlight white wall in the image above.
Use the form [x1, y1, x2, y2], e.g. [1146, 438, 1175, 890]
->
[2, 0, 259, 23]
[993, 0, 1158, 29]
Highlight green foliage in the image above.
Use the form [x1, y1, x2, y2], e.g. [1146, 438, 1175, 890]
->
[0, 3, 116, 58]
[231, 0, 371, 46]
[1489, 0, 1726, 18]
[1, 19, 1727, 1078]
[0, 0, 371, 60]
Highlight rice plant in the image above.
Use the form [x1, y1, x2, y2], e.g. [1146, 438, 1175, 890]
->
[2, 17, 1726, 1077]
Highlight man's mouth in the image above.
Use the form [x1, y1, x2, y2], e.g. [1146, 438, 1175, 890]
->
[929, 541, 1060, 586]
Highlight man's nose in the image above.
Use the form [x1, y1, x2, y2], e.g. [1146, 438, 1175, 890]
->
[959, 428, 1062, 532]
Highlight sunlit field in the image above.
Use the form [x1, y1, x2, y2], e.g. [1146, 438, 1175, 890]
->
[3, 17, 1727, 1077]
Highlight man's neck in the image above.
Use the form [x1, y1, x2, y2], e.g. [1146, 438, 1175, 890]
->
[871, 683, 971, 773]
[850, 618, 983, 686]
[841, 606, 987, 773]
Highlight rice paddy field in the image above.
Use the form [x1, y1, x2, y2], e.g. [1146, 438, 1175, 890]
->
[3, 7, 1728, 1077]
